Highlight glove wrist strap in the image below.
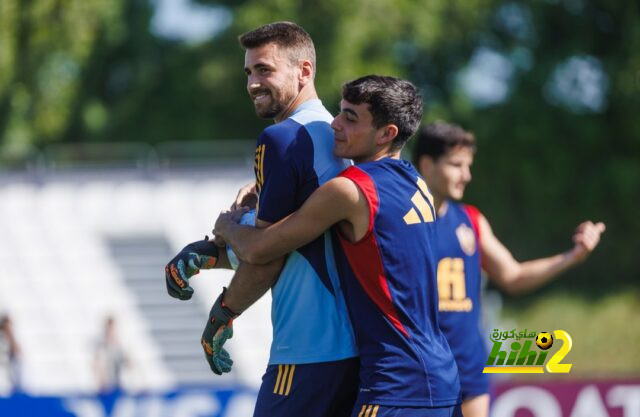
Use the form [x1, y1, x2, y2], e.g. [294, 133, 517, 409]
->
[186, 237, 220, 260]
[210, 287, 240, 325]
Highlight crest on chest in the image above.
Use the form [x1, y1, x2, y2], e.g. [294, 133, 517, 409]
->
[455, 223, 476, 256]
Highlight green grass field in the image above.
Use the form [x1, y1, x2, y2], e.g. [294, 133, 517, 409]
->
[499, 290, 640, 378]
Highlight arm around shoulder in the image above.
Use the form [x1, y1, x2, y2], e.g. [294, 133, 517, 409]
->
[217, 177, 361, 265]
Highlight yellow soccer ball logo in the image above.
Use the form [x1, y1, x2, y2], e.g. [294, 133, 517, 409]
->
[536, 332, 554, 350]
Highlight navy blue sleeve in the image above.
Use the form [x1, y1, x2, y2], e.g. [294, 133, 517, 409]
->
[254, 126, 313, 223]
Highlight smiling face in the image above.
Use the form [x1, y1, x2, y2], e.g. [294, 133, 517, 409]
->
[244, 42, 300, 120]
[419, 145, 474, 201]
[331, 100, 392, 163]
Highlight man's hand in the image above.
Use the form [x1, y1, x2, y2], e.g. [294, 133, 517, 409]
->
[165, 238, 220, 300]
[231, 182, 258, 210]
[213, 208, 249, 242]
[201, 288, 239, 375]
[215, 182, 256, 247]
[570, 221, 606, 262]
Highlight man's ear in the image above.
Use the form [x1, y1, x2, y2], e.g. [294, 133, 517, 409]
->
[377, 124, 399, 146]
[299, 59, 314, 86]
[418, 154, 435, 177]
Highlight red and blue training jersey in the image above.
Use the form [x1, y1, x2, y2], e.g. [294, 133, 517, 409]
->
[435, 202, 489, 398]
[331, 158, 461, 407]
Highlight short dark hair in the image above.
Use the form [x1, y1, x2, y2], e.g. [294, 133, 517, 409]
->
[239, 22, 316, 74]
[342, 75, 423, 152]
[413, 121, 476, 164]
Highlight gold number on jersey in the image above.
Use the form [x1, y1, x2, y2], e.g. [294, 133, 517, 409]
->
[437, 257, 473, 312]
[403, 177, 435, 225]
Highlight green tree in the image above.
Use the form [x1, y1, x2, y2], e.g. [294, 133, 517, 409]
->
[0, 0, 127, 156]
[1, 0, 637, 290]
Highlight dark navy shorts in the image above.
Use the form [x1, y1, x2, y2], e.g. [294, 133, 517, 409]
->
[351, 403, 463, 417]
[253, 357, 359, 417]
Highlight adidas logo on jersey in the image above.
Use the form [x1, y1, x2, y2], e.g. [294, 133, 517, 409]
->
[403, 178, 436, 225]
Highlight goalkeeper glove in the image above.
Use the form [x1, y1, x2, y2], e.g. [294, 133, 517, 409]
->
[201, 288, 239, 375]
[165, 237, 219, 300]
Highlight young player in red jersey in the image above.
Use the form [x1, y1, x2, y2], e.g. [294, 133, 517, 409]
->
[215, 76, 462, 417]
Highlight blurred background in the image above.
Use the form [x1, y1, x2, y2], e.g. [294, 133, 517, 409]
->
[0, 0, 638, 416]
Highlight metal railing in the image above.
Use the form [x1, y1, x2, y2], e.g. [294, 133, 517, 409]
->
[0, 139, 256, 172]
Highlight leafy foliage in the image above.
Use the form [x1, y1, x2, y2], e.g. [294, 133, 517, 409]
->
[0, 0, 638, 289]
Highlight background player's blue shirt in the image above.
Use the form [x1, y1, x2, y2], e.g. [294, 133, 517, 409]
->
[332, 159, 460, 407]
[435, 202, 489, 398]
[254, 99, 357, 364]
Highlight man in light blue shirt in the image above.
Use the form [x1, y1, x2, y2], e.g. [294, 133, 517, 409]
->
[165, 22, 358, 417]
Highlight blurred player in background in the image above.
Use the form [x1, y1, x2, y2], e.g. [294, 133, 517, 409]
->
[165, 22, 359, 417]
[413, 121, 606, 417]
[215, 75, 462, 417]
[0, 314, 21, 395]
[93, 316, 129, 394]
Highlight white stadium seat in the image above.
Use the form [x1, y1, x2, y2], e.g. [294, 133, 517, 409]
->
[0, 166, 271, 395]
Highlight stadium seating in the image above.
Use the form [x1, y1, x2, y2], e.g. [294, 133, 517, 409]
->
[0, 166, 271, 395]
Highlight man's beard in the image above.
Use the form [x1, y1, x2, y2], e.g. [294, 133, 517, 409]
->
[255, 98, 286, 119]
[253, 89, 294, 120]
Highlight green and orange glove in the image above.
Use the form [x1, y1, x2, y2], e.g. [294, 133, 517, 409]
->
[201, 288, 239, 375]
[165, 237, 220, 300]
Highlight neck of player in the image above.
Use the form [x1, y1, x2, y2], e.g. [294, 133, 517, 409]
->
[433, 194, 448, 216]
[274, 83, 318, 123]
[353, 148, 401, 165]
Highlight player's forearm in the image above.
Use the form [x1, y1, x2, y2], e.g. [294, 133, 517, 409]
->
[500, 250, 580, 295]
[223, 257, 285, 313]
[219, 223, 269, 264]
[218, 222, 291, 264]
